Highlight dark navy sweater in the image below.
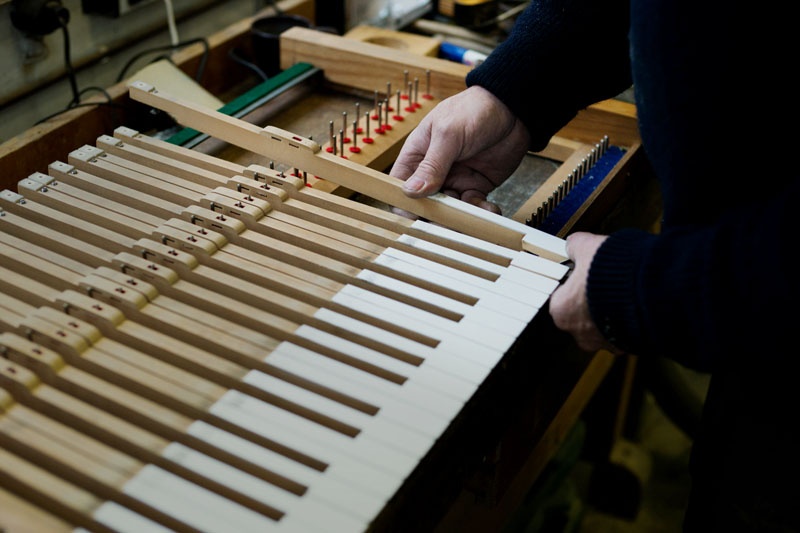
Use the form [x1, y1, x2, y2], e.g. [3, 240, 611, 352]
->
[467, 0, 799, 529]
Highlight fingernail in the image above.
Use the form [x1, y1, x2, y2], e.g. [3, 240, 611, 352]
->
[403, 177, 424, 193]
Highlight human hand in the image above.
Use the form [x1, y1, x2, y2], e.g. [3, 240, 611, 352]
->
[549, 232, 624, 354]
[389, 85, 531, 215]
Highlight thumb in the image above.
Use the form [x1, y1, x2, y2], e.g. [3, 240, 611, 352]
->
[400, 136, 462, 199]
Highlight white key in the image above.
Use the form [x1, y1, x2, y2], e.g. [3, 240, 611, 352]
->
[293, 326, 463, 433]
[372, 253, 537, 319]
[90, 501, 172, 533]
[162, 443, 367, 530]
[311, 310, 487, 392]
[397, 235, 566, 293]
[213, 389, 420, 476]
[354, 270, 530, 338]
[187, 421, 389, 512]
[336, 284, 518, 357]
[382, 247, 554, 305]
[210, 393, 407, 500]
[124, 464, 279, 533]
[410, 219, 570, 279]
[394, 233, 507, 275]
[331, 290, 509, 373]
[242, 369, 437, 457]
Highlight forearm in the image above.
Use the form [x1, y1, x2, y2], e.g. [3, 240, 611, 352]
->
[466, 0, 633, 149]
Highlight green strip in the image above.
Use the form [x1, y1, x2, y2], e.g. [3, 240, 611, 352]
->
[166, 62, 315, 146]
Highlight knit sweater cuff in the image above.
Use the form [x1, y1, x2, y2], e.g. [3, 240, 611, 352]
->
[587, 228, 653, 352]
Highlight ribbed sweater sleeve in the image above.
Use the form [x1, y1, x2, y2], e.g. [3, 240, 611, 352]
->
[465, 0, 632, 150]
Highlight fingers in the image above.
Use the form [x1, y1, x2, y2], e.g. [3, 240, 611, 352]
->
[399, 134, 463, 198]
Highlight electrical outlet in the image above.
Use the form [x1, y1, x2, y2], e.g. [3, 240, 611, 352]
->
[81, 0, 159, 18]
[18, 34, 49, 63]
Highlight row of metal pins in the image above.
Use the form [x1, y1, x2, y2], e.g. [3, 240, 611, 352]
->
[326, 69, 432, 157]
[527, 135, 610, 228]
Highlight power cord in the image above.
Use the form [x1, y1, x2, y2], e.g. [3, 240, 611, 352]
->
[9, 0, 119, 126]
[227, 48, 269, 82]
[115, 37, 210, 83]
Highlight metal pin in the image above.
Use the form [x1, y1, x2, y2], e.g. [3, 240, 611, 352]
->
[339, 129, 345, 156]
[331, 133, 337, 155]
[377, 101, 383, 130]
[365, 111, 371, 138]
[374, 89, 379, 115]
[386, 82, 392, 106]
[342, 111, 348, 141]
[396, 90, 401, 116]
[329, 120, 335, 150]
[352, 119, 358, 149]
[384, 98, 390, 124]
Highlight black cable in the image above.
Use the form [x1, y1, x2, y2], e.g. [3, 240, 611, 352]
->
[58, 14, 80, 106]
[115, 37, 210, 83]
[33, 8, 117, 127]
[74, 86, 113, 104]
[227, 47, 269, 81]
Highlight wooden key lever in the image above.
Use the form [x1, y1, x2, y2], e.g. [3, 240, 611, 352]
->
[128, 80, 568, 262]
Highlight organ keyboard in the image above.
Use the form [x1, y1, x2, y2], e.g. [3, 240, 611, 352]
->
[0, 103, 572, 531]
